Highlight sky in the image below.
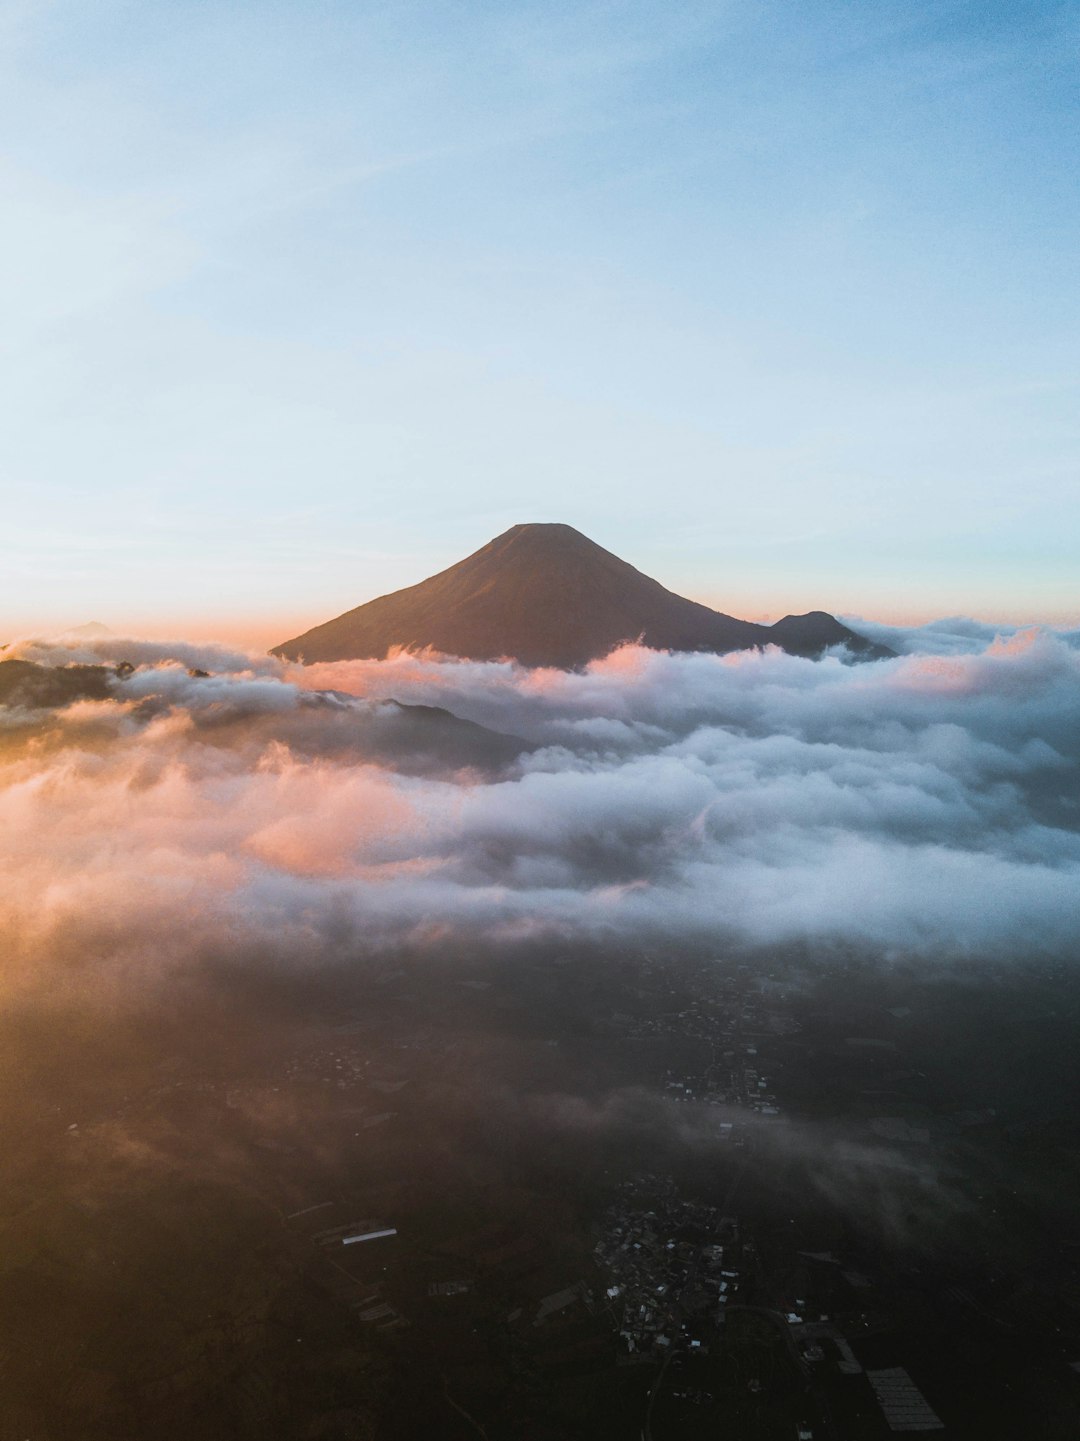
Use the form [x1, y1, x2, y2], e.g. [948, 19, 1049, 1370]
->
[2, 0, 1077, 644]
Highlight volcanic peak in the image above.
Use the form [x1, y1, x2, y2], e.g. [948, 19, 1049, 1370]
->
[273, 523, 891, 668]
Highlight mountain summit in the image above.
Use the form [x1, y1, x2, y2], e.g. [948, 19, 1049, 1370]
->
[272, 523, 890, 668]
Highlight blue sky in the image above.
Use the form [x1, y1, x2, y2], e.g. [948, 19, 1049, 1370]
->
[2, 0, 1077, 641]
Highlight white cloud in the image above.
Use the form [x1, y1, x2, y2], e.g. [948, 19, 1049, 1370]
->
[2, 627, 1078, 1005]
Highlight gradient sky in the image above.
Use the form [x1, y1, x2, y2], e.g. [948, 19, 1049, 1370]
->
[2, 0, 1077, 644]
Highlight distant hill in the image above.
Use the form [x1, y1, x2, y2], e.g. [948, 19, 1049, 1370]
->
[766, 610, 886, 660]
[0, 659, 114, 708]
[272, 524, 893, 668]
[66, 621, 114, 638]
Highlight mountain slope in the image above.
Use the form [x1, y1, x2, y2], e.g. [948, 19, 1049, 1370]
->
[0, 659, 114, 708]
[272, 524, 890, 668]
[767, 611, 892, 660]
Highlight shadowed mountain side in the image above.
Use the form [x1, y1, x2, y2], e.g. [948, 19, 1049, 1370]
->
[318, 696, 531, 774]
[273, 524, 891, 668]
[182, 691, 532, 775]
[768, 611, 893, 660]
[0, 659, 529, 775]
[0, 658, 114, 708]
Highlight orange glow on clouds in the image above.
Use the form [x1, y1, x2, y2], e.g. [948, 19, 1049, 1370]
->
[244, 756, 419, 878]
[2, 628, 1080, 1014]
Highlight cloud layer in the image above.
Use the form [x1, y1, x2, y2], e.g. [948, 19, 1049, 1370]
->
[3, 627, 1079, 1003]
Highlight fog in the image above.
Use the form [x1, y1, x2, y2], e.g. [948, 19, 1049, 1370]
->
[3, 625, 1078, 1009]
[841, 615, 1080, 657]
[5, 629, 1080, 1439]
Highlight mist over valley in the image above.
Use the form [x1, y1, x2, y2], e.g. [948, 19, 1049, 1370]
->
[2, 611, 1080, 1438]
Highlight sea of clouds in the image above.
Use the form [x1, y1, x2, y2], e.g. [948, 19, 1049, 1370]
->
[3, 625, 1079, 1002]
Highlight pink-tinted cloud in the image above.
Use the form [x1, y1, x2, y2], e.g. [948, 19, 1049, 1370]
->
[1, 626, 1078, 1007]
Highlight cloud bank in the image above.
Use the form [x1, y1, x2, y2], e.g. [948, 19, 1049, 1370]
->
[841, 615, 1080, 657]
[3, 626, 1079, 1003]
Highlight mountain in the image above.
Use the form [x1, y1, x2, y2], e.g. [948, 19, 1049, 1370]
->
[0, 659, 115, 708]
[66, 621, 114, 638]
[767, 610, 888, 660]
[368, 700, 531, 772]
[272, 524, 892, 668]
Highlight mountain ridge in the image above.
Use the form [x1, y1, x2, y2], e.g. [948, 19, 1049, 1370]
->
[272, 523, 892, 667]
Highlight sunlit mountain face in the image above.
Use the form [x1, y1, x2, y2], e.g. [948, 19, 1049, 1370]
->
[2, 626, 1080, 1438]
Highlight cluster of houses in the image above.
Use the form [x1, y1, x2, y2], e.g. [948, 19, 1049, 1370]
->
[593, 1175, 742, 1356]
